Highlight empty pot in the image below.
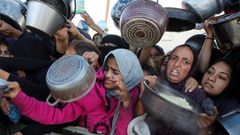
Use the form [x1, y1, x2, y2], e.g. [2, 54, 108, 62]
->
[26, 0, 67, 37]
[46, 55, 96, 106]
[182, 0, 225, 22]
[212, 12, 240, 50]
[120, 0, 168, 48]
[165, 7, 198, 32]
[0, 0, 27, 30]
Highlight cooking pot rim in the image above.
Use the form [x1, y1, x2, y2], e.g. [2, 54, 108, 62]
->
[212, 12, 240, 25]
[143, 80, 200, 113]
[13, 0, 27, 9]
[49, 75, 96, 103]
[28, 0, 68, 18]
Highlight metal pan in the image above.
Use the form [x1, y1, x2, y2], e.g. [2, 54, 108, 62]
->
[142, 80, 201, 134]
[165, 7, 198, 32]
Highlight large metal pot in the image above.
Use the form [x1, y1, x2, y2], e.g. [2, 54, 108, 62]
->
[120, 0, 168, 48]
[0, 0, 27, 31]
[26, 0, 67, 37]
[46, 55, 96, 106]
[182, 0, 225, 22]
[212, 12, 240, 50]
[142, 80, 201, 134]
[165, 7, 198, 32]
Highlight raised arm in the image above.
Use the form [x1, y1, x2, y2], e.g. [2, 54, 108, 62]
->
[198, 18, 215, 73]
[4, 81, 83, 125]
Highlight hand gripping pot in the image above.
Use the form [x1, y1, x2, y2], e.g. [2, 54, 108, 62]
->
[142, 80, 201, 134]
[26, 0, 67, 37]
[46, 55, 96, 106]
[0, 0, 27, 31]
[120, 0, 168, 48]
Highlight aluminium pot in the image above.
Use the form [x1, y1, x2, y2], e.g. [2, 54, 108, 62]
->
[26, 0, 67, 37]
[120, 0, 168, 48]
[165, 7, 198, 32]
[212, 12, 240, 50]
[46, 55, 96, 106]
[0, 0, 27, 31]
[142, 80, 201, 134]
[182, 0, 225, 22]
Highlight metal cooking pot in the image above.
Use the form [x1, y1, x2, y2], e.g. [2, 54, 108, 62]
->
[165, 7, 198, 32]
[182, 0, 224, 22]
[26, 0, 67, 37]
[111, 0, 137, 29]
[142, 80, 201, 134]
[46, 55, 96, 106]
[218, 107, 240, 135]
[64, 0, 76, 19]
[212, 12, 240, 50]
[120, 0, 168, 48]
[0, 0, 27, 31]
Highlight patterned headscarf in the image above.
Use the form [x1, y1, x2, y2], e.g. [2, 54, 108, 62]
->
[103, 49, 143, 91]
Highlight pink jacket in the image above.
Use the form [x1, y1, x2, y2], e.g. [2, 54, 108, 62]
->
[11, 68, 139, 135]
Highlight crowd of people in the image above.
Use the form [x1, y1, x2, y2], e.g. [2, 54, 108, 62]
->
[0, 0, 240, 135]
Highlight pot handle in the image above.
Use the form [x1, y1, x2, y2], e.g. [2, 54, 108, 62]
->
[46, 94, 60, 106]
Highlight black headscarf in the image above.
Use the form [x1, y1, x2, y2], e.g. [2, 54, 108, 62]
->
[98, 34, 129, 61]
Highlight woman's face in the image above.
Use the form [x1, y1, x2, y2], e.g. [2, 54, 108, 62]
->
[166, 46, 193, 83]
[201, 61, 231, 96]
[103, 57, 123, 90]
[0, 44, 11, 57]
[151, 47, 164, 63]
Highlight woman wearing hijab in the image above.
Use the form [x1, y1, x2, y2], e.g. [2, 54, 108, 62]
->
[3, 49, 144, 135]
[134, 45, 212, 135]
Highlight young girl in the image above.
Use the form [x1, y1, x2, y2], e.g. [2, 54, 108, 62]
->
[4, 49, 144, 135]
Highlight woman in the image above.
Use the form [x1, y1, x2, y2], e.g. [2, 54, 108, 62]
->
[135, 45, 210, 135]
[184, 59, 239, 134]
[201, 59, 239, 116]
[139, 45, 165, 75]
[3, 49, 143, 135]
